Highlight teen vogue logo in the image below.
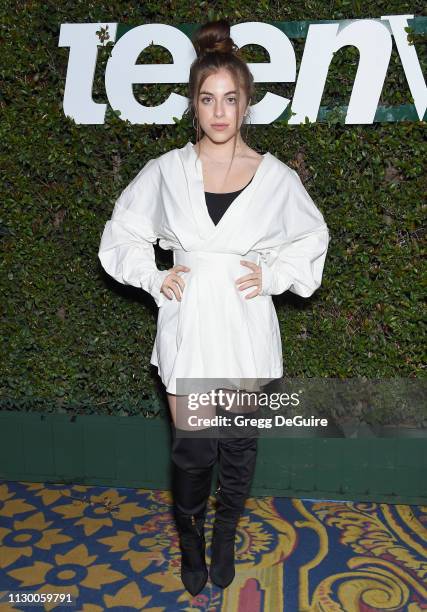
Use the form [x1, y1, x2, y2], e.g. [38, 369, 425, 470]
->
[58, 16, 426, 125]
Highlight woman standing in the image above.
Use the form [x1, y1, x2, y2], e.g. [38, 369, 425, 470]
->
[98, 19, 330, 596]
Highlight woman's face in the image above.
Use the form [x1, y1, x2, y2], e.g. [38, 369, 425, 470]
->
[195, 67, 248, 144]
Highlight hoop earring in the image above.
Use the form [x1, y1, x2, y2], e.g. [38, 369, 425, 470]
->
[192, 116, 197, 130]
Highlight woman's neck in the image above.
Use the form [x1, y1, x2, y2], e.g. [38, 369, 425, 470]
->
[195, 136, 248, 163]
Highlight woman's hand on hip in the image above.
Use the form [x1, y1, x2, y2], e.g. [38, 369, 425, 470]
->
[235, 260, 262, 299]
[160, 265, 190, 302]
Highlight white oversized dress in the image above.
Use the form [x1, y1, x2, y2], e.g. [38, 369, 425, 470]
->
[98, 141, 330, 394]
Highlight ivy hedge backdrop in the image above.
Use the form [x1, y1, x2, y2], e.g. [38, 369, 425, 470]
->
[1, 2, 425, 422]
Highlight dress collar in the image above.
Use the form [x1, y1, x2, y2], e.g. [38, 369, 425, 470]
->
[179, 141, 271, 241]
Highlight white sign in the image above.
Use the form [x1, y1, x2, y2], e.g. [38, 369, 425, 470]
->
[58, 17, 426, 125]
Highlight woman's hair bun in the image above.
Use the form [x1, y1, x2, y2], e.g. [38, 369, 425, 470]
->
[193, 19, 238, 57]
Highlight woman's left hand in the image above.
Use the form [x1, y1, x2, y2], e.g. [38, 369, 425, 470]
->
[235, 260, 262, 299]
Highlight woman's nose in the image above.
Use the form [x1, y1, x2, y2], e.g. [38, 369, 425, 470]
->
[214, 103, 225, 117]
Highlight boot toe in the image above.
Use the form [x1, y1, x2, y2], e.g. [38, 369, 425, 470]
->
[209, 564, 235, 588]
[182, 567, 208, 595]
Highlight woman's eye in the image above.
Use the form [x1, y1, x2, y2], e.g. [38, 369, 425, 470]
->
[200, 97, 236, 104]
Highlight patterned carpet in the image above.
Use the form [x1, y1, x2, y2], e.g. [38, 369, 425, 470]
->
[0, 480, 426, 611]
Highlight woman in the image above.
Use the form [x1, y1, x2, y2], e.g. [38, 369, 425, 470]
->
[98, 19, 330, 595]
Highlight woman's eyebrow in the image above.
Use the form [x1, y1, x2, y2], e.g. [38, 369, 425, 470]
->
[199, 90, 237, 95]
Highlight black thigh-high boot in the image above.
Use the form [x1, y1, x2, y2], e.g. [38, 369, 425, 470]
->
[209, 407, 259, 588]
[171, 426, 218, 596]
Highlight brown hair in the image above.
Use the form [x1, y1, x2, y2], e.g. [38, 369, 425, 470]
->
[187, 19, 255, 171]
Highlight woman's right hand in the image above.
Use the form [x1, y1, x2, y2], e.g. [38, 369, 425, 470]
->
[160, 265, 191, 302]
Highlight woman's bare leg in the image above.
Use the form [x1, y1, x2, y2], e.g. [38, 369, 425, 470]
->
[167, 388, 260, 430]
[166, 392, 216, 430]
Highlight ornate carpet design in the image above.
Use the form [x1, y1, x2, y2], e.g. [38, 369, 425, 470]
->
[0, 481, 426, 611]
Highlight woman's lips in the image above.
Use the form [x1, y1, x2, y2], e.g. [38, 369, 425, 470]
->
[211, 124, 229, 130]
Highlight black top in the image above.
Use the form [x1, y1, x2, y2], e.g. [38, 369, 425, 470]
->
[205, 176, 254, 226]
